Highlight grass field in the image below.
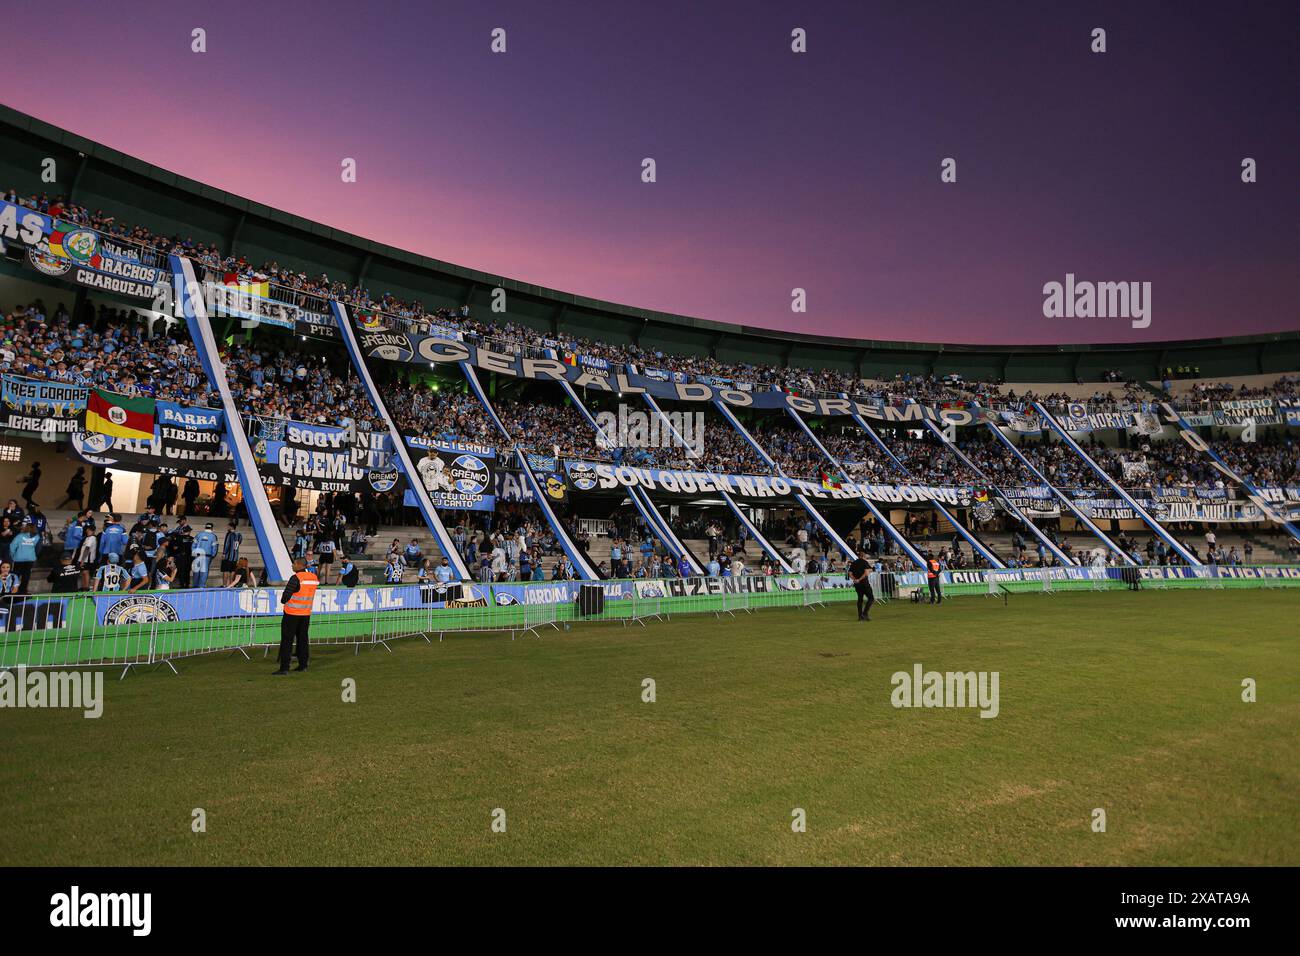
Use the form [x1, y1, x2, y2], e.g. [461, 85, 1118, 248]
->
[2, 589, 1296, 866]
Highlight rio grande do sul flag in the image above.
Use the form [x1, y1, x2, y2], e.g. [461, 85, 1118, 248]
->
[85, 388, 156, 440]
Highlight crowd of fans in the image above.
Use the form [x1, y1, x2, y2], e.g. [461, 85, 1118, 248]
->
[1209, 434, 1298, 488]
[222, 342, 379, 428]
[1179, 375, 1300, 404]
[386, 382, 500, 446]
[1012, 438, 1107, 490]
[5, 287, 1297, 504]
[1, 300, 207, 402]
[0, 502, 255, 596]
[11, 189, 1300, 422]
[5, 189, 1300, 580]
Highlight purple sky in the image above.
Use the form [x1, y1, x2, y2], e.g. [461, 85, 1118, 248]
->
[2, 1, 1297, 344]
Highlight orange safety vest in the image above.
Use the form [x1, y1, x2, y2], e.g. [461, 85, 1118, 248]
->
[927, 559, 940, 579]
[283, 571, 319, 616]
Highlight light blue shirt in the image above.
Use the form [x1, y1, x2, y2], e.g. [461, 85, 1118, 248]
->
[11, 532, 42, 564]
[194, 530, 218, 557]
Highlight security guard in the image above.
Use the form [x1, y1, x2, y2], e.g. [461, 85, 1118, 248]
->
[925, 551, 943, 604]
[274, 557, 319, 676]
[847, 549, 874, 621]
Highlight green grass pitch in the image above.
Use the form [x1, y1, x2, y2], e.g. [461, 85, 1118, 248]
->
[2, 589, 1296, 866]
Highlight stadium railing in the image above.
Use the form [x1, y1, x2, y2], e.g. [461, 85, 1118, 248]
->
[1, 566, 1295, 672]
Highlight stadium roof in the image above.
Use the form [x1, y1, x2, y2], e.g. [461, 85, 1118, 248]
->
[3, 103, 1298, 382]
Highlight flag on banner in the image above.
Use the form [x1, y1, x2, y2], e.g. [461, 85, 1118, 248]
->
[222, 272, 269, 298]
[357, 312, 385, 331]
[85, 388, 156, 440]
[45, 222, 82, 259]
[562, 352, 579, 367]
[819, 469, 843, 492]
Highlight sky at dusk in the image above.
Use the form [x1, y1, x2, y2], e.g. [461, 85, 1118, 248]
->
[1, 0, 1296, 345]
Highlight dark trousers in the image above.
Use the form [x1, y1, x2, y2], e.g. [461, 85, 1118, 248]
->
[14, 561, 33, 593]
[855, 581, 875, 618]
[279, 614, 311, 669]
[928, 577, 943, 603]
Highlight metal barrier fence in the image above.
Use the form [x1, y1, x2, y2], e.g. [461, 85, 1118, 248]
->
[0, 567, 1295, 673]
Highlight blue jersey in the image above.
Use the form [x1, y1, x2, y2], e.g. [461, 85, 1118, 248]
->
[100, 523, 127, 558]
[222, 531, 242, 561]
[95, 563, 128, 591]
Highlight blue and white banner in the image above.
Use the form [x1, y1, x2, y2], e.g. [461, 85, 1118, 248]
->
[71, 399, 237, 483]
[93, 582, 491, 625]
[952, 564, 1300, 585]
[1, 376, 87, 433]
[156, 401, 224, 434]
[1214, 399, 1278, 425]
[402, 441, 496, 511]
[563, 459, 972, 507]
[489, 579, 636, 606]
[260, 420, 401, 494]
[354, 330, 992, 425]
[27, 245, 166, 300]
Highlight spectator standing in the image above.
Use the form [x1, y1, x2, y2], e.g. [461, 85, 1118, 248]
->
[19, 461, 42, 509]
[57, 467, 87, 510]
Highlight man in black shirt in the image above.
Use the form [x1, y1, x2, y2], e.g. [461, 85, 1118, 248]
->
[847, 550, 874, 622]
[48, 554, 83, 593]
[171, 519, 194, 589]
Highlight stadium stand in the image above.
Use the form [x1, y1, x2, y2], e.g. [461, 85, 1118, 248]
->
[1, 105, 1298, 599]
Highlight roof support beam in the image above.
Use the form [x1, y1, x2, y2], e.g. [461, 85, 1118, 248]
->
[67, 153, 89, 203]
[228, 211, 246, 257]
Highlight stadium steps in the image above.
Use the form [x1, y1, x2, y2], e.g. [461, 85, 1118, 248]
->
[1135, 380, 1168, 401]
[682, 538, 768, 569]
[579, 535, 613, 572]
[1237, 532, 1296, 564]
[919, 515, 1005, 564]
